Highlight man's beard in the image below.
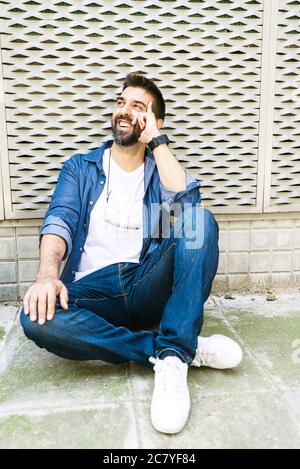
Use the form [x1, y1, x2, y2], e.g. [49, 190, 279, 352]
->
[111, 115, 142, 147]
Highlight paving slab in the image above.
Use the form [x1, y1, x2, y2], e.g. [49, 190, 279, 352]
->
[0, 306, 18, 372]
[224, 309, 300, 389]
[1, 295, 300, 449]
[136, 393, 300, 449]
[0, 328, 130, 412]
[0, 403, 139, 449]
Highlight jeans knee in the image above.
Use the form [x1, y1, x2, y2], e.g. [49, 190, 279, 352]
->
[177, 205, 217, 229]
[20, 308, 38, 340]
[201, 209, 219, 262]
[203, 208, 219, 237]
[20, 307, 54, 345]
[20, 307, 31, 336]
[174, 206, 218, 249]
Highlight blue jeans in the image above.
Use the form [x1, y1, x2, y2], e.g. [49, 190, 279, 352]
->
[20, 207, 219, 368]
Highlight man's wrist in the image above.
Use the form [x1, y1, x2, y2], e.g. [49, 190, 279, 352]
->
[37, 271, 59, 281]
[146, 131, 161, 144]
[148, 134, 170, 152]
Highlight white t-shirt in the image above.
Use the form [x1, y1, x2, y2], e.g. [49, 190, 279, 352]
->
[74, 148, 145, 281]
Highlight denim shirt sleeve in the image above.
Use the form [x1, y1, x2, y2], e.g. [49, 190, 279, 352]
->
[39, 155, 81, 260]
[160, 170, 201, 212]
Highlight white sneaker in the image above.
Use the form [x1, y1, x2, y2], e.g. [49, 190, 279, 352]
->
[192, 334, 243, 369]
[150, 356, 190, 434]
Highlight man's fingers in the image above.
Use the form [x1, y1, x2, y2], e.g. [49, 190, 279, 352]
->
[47, 289, 57, 321]
[37, 291, 47, 325]
[147, 101, 152, 113]
[138, 114, 146, 130]
[29, 293, 38, 322]
[59, 285, 69, 310]
[23, 279, 67, 322]
[23, 291, 30, 315]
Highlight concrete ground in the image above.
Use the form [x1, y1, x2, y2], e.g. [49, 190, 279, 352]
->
[1, 292, 300, 449]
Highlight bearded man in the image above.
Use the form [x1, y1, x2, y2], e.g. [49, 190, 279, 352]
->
[21, 73, 242, 435]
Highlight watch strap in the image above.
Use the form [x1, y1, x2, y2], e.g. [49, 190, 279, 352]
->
[148, 134, 170, 152]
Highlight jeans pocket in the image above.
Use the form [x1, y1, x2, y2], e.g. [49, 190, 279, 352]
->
[75, 296, 107, 308]
[74, 295, 128, 326]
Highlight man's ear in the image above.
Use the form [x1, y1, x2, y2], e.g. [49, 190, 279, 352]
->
[157, 118, 164, 130]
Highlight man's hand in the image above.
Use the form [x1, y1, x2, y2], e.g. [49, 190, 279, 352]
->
[132, 101, 161, 144]
[23, 276, 68, 325]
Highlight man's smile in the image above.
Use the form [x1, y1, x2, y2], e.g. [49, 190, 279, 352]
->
[117, 119, 133, 129]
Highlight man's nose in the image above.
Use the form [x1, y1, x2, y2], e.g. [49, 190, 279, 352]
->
[121, 103, 132, 117]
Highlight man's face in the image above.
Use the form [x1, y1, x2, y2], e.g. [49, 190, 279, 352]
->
[111, 86, 154, 146]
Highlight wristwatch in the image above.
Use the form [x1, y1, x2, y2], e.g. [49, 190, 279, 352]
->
[148, 134, 170, 152]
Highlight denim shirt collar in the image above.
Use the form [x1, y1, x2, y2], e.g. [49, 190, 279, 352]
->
[83, 139, 156, 193]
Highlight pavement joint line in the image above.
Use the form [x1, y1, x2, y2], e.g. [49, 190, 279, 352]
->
[188, 388, 282, 397]
[190, 391, 285, 405]
[0, 379, 282, 417]
[0, 390, 290, 418]
[126, 388, 285, 401]
[0, 400, 132, 418]
[0, 307, 18, 356]
[128, 361, 144, 449]
[127, 389, 287, 406]
[0, 314, 20, 374]
[0, 392, 270, 419]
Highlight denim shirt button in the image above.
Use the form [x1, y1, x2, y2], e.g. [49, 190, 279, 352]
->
[89, 200, 94, 205]
[79, 247, 83, 252]
[72, 270, 75, 275]
[100, 181, 104, 185]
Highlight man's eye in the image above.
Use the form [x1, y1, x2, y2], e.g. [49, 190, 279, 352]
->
[117, 101, 123, 106]
[135, 105, 143, 111]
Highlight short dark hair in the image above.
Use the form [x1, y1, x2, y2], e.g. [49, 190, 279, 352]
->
[121, 73, 166, 120]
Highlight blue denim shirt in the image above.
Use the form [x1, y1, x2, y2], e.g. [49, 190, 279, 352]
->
[40, 139, 201, 284]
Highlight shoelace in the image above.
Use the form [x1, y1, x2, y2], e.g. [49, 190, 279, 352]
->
[150, 357, 187, 400]
[193, 350, 218, 368]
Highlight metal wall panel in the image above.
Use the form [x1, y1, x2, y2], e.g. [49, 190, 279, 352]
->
[267, 0, 300, 212]
[1, 0, 296, 219]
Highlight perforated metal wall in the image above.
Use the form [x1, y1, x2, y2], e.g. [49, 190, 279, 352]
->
[0, 0, 299, 220]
